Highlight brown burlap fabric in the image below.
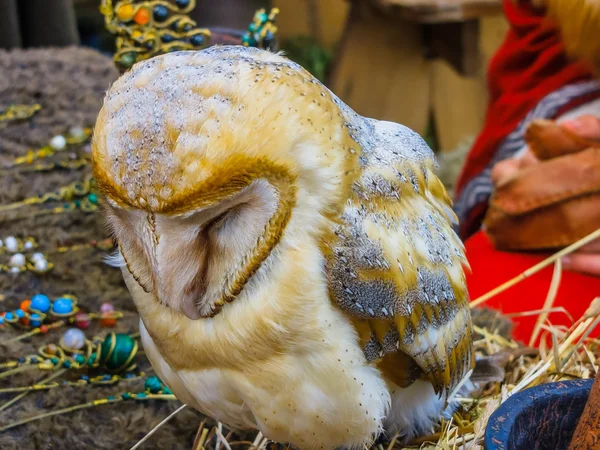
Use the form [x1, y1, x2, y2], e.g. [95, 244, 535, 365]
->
[0, 46, 201, 450]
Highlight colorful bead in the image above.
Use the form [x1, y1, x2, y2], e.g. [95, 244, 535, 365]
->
[23, 240, 34, 250]
[134, 7, 150, 25]
[175, 0, 189, 8]
[122, 392, 132, 400]
[88, 193, 98, 205]
[101, 333, 137, 371]
[100, 303, 117, 327]
[14, 309, 25, 319]
[75, 354, 86, 364]
[144, 376, 163, 394]
[80, 375, 90, 382]
[116, 3, 135, 21]
[30, 313, 42, 327]
[4, 236, 18, 252]
[63, 360, 72, 368]
[0, 316, 4, 325]
[190, 34, 205, 47]
[9, 253, 25, 267]
[34, 258, 49, 272]
[49, 135, 67, 151]
[39, 325, 49, 334]
[31, 294, 51, 313]
[46, 344, 58, 355]
[4, 312, 14, 321]
[31, 252, 45, 263]
[69, 126, 86, 140]
[75, 312, 91, 329]
[52, 297, 74, 315]
[153, 5, 168, 21]
[88, 353, 98, 366]
[62, 328, 86, 350]
[136, 392, 147, 399]
[50, 357, 59, 365]
[20, 299, 31, 311]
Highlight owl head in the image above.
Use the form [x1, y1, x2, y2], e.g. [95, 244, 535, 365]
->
[92, 47, 360, 319]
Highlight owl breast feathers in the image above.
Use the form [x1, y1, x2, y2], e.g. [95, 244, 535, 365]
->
[93, 46, 473, 449]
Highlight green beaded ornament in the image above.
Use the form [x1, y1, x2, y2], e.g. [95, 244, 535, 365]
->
[100, 332, 138, 372]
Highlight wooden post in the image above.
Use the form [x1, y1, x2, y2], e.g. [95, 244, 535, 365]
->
[568, 370, 600, 450]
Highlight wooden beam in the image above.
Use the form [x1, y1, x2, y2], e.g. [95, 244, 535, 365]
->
[328, 2, 431, 135]
[373, 0, 502, 23]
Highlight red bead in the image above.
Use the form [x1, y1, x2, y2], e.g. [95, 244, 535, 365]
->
[75, 312, 91, 329]
[40, 325, 49, 333]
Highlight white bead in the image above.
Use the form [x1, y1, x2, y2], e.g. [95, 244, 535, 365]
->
[10, 267, 21, 273]
[69, 126, 86, 140]
[9, 253, 25, 267]
[62, 328, 86, 350]
[34, 259, 48, 272]
[24, 241, 34, 250]
[0, 239, 3, 248]
[5, 236, 18, 252]
[50, 135, 67, 150]
[32, 252, 45, 262]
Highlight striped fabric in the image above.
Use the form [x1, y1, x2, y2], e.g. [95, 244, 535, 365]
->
[454, 80, 600, 227]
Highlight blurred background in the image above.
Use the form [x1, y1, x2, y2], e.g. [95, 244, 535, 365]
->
[0, 0, 510, 195]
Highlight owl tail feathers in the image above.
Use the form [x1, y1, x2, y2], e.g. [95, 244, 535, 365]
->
[442, 354, 507, 419]
[544, 0, 600, 74]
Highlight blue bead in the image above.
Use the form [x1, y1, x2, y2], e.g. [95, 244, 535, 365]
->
[31, 357, 39, 363]
[190, 34, 205, 47]
[30, 313, 42, 327]
[17, 357, 25, 363]
[153, 5, 168, 21]
[124, 372, 135, 379]
[52, 297, 73, 315]
[108, 395, 116, 400]
[15, 309, 25, 318]
[4, 312, 14, 320]
[161, 34, 175, 43]
[102, 374, 111, 381]
[31, 294, 51, 313]
[0, 316, 4, 324]
[175, 0, 189, 8]
[80, 375, 90, 382]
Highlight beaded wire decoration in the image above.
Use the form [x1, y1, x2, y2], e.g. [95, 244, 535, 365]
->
[0, 293, 122, 343]
[100, 0, 211, 71]
[0, 104, 41, 124]
[0, 175, 100, 223]
[242, 8, 279, 50]
[100, 0, 281, 71]
[0, 236, 52, 275]
[2, 126, 91, 171]
[0, 375, 176, 433]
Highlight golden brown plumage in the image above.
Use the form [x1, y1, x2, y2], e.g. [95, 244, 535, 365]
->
[92, 47, 473, 449]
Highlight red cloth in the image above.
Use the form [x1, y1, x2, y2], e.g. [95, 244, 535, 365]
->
[466, 231, 600, 344]
[456, 0, 595, 193]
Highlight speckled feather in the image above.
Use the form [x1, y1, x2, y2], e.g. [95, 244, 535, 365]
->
[93, 46, 474, 449]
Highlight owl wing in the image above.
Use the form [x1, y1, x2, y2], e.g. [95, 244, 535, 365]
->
[325, 118, 473, 396]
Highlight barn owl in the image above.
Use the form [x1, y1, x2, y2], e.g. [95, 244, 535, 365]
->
[92, 46, 473, 449]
